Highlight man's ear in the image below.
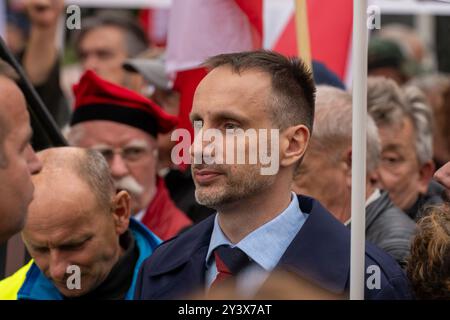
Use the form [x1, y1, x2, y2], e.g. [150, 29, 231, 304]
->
[280, 125, 310, 168]
[111, 191, 131, 235]
[418, 160, 435, 194]
[343, 148, 352, 188]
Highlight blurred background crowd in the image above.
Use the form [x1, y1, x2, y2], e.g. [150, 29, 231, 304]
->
[0, 0, 449, 300]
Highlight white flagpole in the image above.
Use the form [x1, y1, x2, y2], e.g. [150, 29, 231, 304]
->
[350, 0, 368, 300]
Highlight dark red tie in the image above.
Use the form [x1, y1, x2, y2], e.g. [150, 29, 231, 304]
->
[210, 245, 252, 288]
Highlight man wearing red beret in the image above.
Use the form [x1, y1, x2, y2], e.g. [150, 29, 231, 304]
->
[67, 71, 192, 240]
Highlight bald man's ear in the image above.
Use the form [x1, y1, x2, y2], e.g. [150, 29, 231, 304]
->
[111, 191, 131, 235]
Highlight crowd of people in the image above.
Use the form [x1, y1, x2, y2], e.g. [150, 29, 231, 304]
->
[0, 0, 449, 300]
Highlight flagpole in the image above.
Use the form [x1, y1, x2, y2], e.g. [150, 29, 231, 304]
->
[350, 0, 368, 300]
[295, 0, 312, 69]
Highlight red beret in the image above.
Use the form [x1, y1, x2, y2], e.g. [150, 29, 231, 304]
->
[70, 70, 178, 137]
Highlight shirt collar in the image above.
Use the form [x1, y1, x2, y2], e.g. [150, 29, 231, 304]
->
[365, 188, 381, 207]
[205, 192, 308, 271]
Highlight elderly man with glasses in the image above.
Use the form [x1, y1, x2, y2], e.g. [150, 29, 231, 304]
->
[67, 71, 192, 240]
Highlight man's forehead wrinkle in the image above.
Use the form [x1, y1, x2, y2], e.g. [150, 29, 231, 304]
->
[27, 223, 89, 249]
[197, 79, 270, 110]
[26, 204, 91, 239]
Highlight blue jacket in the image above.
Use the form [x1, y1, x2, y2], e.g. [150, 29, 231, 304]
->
[134, 195, 413, 300]
[11, 218, 160, 300]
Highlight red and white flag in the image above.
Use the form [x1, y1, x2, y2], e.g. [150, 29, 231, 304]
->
[166, 0, 263, 144]
[166, 0, 353, 146]
[166, 0, 262, 74]
[267, 0, 353, 81]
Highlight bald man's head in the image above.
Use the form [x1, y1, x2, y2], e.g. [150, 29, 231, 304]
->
[35, 147, 115, 210]
[22, 147, 131, 297]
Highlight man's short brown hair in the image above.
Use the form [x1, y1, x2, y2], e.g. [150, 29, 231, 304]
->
[203, 50, 316, 132]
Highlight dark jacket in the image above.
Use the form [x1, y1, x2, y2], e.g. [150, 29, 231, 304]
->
[134, 195, 413, 300]
[406, 180, 444, 221]
[364, 192, 416, 267]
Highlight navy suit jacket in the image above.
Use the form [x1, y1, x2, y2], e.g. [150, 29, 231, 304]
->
[134, 195, 413, 300]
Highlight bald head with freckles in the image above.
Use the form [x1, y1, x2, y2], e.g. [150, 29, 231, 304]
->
[22, 147, 132, 298]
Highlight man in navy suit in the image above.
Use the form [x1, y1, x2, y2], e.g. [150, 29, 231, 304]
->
[134, 50, 412, 300]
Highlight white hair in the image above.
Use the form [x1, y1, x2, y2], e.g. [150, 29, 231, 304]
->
[402, 85, 434, 165]
[65, 124, 85, 146]
[312, 85, 381, 173]
[367, 77, 433, 165]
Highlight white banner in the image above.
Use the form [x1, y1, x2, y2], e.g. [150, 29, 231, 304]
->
[372, 0, 450, 15]
[65, 0, 172, 9]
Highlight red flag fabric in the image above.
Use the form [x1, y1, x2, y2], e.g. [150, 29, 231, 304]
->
[235, 0, 264, 48]
[172, 67, 208, 139]
[166, 0, 263, 153]
[272, 0, 353, 80]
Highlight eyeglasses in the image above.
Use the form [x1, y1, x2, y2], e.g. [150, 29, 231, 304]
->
[92, 145, 153, 164]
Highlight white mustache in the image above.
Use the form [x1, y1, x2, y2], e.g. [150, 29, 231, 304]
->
[114, 176, 144, 196]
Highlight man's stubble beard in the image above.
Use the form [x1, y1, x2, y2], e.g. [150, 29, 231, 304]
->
[194, 165, 277, 211]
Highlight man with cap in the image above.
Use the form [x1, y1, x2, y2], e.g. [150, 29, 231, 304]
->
[67, 70, 192, 241]
[368, 38, 415, 85]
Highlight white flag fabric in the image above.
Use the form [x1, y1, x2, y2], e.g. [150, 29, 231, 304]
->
[166, 0, 255, 74]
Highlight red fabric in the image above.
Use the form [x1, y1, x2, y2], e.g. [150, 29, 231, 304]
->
[173, 67, 208, 141]
[272, 0, 353, 80]
[141, 177, 192, 241]
[73, 70, 178, 134]
[167, 1, 262, 169]
[234, 0, 263, 48]
[138, 9, 151, 42]
[210, 253, 232, 289]
[172, 68, 208, 170]
[139, 9, 168, 47]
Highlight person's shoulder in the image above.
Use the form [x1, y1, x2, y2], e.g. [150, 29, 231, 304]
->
[374, 205, 416, 235]
[364, 242, 413, 299]
[140, 215, 215, 273]
[0, 260, 33, 300]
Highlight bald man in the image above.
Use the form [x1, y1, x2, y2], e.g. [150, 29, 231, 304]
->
[0, 147, 160, 299]
[0, 60, 42, 244]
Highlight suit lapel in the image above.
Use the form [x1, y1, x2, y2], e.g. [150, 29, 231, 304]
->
[277, 195, 351, 294]
[146, 215, 215, 299]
